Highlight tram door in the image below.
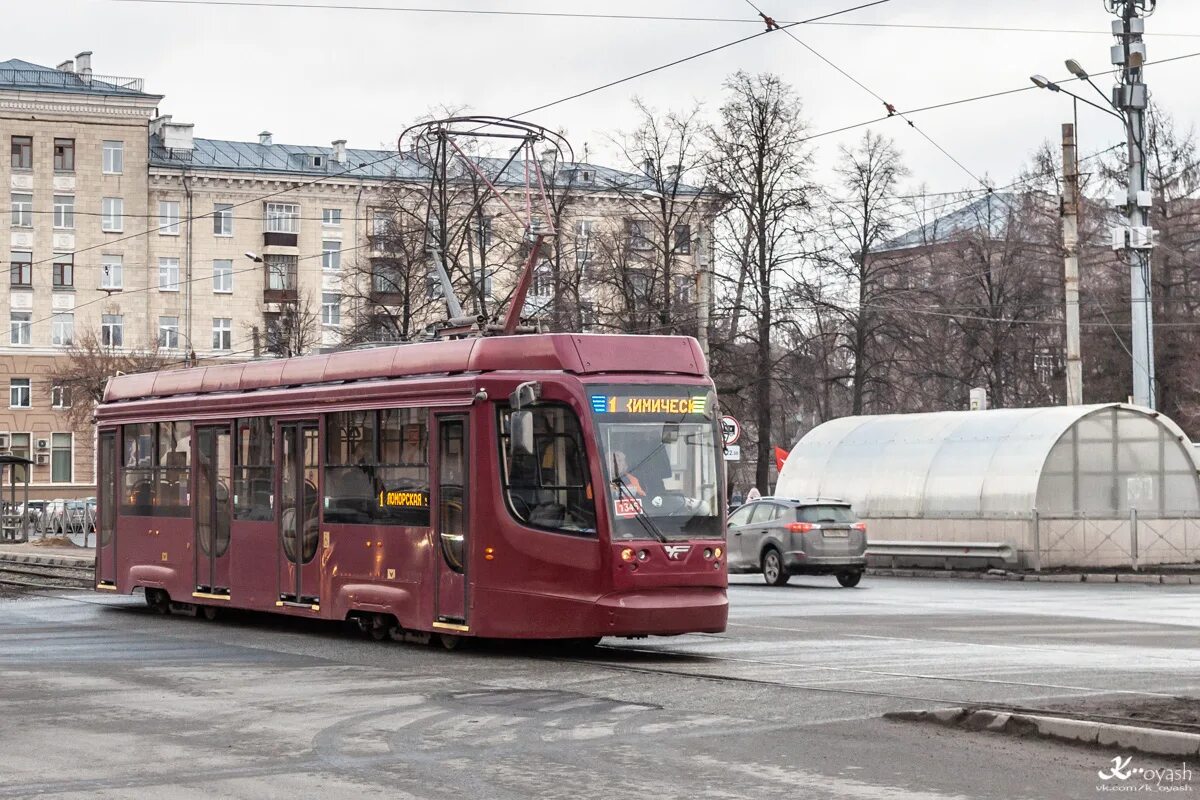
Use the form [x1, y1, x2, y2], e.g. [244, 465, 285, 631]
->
[96, 430, 118, 590]
[193, 426, 232, 598]
[277, 421, 321, 607]
[433, 416, 469, 627]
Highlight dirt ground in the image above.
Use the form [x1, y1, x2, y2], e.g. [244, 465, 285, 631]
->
[1031, 695, 1200, 733]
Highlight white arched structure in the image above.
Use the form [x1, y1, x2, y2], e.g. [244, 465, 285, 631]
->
[777, 404, 1200, 568]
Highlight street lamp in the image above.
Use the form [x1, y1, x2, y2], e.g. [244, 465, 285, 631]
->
[1029, 72, 1125, 123]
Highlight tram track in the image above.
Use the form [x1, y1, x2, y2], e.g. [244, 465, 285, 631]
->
[569, 642, 1200, 734]
[0, 560, 94, 591]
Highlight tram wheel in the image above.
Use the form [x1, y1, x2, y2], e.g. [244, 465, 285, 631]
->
[201, 606, 219, 621]
[145, 588, 170, 614]
[439, 633, 464, 651]
[370, 614, 391, 641]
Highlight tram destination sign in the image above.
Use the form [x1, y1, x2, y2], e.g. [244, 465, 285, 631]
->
[590, 394, 708, 416]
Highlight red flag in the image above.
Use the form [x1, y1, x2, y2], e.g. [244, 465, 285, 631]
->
[774, 446, 789, 473]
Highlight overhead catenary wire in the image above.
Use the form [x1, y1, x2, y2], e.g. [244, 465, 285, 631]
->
[103, 0, 1200, 39]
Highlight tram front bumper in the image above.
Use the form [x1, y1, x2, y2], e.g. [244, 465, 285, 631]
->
[594, 587, 728, 636]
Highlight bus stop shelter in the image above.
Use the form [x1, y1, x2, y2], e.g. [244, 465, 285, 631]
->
[0, 454, 32, 543]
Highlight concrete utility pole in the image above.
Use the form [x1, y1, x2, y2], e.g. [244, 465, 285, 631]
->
[1109, 0, 1156, 408]
[1061, 123, 1083, 405]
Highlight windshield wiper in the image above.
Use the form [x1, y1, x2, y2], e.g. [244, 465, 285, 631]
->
[612, 476, 668, 543]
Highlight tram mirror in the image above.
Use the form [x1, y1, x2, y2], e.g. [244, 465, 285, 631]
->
[661, 422, 680, 444]
[509, 381, 542, 410]
[510, 410, 535, 456]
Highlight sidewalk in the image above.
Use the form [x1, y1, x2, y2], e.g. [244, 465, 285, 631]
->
[867, 566, 1200, 585]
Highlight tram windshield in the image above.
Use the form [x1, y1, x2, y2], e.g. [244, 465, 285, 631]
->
[589, 385, 721, 540]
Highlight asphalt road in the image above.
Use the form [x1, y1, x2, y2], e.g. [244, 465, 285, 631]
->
[0, 575, 1197, 799]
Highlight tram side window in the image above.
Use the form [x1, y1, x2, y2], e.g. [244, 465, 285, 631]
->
[120, 421, 191, 517]
[234, 418, 274, 520]
[499, 405, 596, 535]
[325, 408, 429, 526]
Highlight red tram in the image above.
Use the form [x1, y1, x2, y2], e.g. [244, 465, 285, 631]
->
[94, 333, 728, 644]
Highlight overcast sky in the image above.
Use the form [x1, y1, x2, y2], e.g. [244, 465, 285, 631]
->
[15, 0, 1200, 195]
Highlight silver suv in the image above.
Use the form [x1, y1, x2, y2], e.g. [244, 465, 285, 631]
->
[726, 497, 867, 587]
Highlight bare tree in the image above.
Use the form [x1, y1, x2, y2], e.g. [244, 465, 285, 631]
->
[813, 131, 912, 415]
[50, 330, 168, 427]
[259, 287, 322, 357]
[708, 71, 813, 493]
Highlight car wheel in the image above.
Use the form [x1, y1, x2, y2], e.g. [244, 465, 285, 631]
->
[761, 548, 789, 586]
[837, 572, 862, 588]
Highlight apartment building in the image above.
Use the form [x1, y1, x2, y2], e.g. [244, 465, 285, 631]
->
[2, 52, 715, 500]
[0, 54, 160, 499]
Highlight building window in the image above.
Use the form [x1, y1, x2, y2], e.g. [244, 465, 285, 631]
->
[9, 378, 31, 408]
[51, 385, 71, 409]
[10, 434, 30, 481]
[673, 274, 694, 305]
[102, 140, 124, 174]
[214, 203, 233, 236]
[51, 433, 72, 483]
[53, 195, 75, 229]
[101, 314, 123, 347]
[322, 208, 341, 226]
[371, 210, 391, 236]
[264, 202, 299, 234]
[322, 293, 341, 327]
[212, 318, 232, 350]
[213, 259, 233, 293]
[627, 219, 651, 251]
[10, 251, 32, 287]
[159, 200, 180, 235]
[158, 316, 180, 349]
[10, 312, 31, 345]
[101, 254, 123, 290]
[53, 138, 75, 172]
[101, 197, 123, 232]
[575, 219, 593, 268]
[52, 254, 74, 288]
[322, 241, 341, 271]
[265, 254, 297, 290]
[674, 223, 692, 255]
[10, 136, 32, 170]
[158, 257, 180, 291]
[10, 193, 32, 227]
[51, 313, 74, 346]
[531, 264, 553, 297]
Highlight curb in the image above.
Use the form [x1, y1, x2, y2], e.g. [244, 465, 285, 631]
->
[866, 567, 1200, 584]
[0, 552, 93, 569]
[885, 707, 1200, 757]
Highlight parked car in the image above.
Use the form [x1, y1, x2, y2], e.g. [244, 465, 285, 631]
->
[726, 497, 867, 587]
[43, 498, 86, 535]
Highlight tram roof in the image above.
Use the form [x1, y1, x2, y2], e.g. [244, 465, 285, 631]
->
[102, 334, 707, 404]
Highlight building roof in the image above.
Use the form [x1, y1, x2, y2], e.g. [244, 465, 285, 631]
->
[776, 404, 1200, 519]
[149, 135, 703, 193]
[0, 58, 154, 97]
[880, 192, 1025, 252]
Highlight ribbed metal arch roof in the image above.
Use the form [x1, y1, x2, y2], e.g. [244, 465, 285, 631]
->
[775, 404, 1193, 519]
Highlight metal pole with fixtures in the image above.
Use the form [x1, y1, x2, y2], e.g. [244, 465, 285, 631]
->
[1109, 0, 1156, 409]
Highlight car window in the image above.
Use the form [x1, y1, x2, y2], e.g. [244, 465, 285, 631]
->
[796, 505, 856, 523]
[749, 503, 779, 524]
[728, 504, 754, 527]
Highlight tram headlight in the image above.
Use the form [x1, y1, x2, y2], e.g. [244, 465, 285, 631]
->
[703, 548, 713, 559]
[637, 549, 649, 561]
[620, 548, 635, 562]
[714, 547, 723, 559]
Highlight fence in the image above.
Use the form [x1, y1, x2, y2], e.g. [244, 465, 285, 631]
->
[0, 503, 98, 546]
[861, 511, 1200, 570]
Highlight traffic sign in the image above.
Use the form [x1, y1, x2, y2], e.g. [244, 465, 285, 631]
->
[720, 415, 741, 446]
[723, 444, 741, 462]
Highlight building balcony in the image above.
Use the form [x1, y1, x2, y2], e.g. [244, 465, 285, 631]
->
[264, 231, 298, 248]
